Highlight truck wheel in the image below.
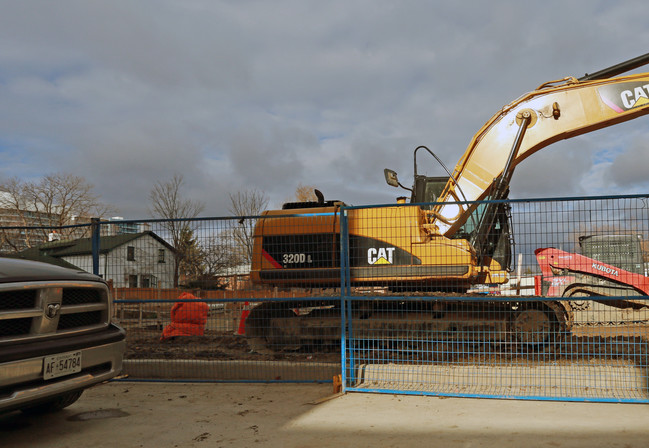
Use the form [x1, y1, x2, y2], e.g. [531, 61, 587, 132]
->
[21, 390, 83, 414]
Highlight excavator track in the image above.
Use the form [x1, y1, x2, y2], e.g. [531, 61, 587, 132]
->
[244, 297, 573, 354]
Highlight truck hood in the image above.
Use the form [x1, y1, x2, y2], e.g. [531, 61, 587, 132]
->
[0, 257, 102, 284]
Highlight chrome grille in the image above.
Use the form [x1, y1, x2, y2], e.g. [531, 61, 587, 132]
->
[58, 311, 103, 329]
[0, 290, 37, 310]
[0, 281, 110, 343]
[62, 288, 102, 305]
[0, 318, 31, 338]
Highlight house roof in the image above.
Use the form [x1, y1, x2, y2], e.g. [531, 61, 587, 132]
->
[41, 231, 174, 257]
[9, 231, 174, 266]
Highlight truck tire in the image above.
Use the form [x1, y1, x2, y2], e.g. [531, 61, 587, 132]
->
[21, 390, 83, 414]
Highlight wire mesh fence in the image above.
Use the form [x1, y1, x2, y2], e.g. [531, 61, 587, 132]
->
[118, 296, 340, 382]
[99, 216, 340, 382]
[339, 195, 649, 401]
[1, 194, 648, 401]
[342, 296, 649, 401]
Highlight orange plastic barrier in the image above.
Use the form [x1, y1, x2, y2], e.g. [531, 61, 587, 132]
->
[160, 292, 208, 340]
[237, 301, 251, 335]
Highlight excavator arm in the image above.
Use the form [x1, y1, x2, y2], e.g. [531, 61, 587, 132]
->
[433, 54, 649, 237]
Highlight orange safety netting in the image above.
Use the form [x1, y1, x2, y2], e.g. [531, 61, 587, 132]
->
[160, 292, 209, 340]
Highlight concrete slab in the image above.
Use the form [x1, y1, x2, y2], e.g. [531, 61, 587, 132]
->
[2, 382, 649, 447]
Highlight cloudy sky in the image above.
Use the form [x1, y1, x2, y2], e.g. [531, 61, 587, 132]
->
[1, 1, 648, 218]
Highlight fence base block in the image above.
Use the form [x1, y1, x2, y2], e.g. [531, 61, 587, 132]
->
[353, 361, 648, 401]
[123, 359, 340, 382]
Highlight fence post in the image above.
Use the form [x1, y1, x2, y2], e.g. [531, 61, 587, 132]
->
[340, 207, 351, 390]
[91, 217, 100, 276]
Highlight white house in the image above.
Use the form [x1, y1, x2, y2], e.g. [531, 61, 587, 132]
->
[12, 231, 176, 288]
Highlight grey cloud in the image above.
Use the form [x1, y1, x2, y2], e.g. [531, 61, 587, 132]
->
[0, 0, 648, 219]
[609, 139, 649, 189]
[510, 140, 596, 199]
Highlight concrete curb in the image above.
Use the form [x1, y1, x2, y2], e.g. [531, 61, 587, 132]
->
[123, 359, 341, 381]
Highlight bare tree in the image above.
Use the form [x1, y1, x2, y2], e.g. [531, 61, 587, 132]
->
[149, 174, 205, 222]
[202, 233, 242, 275]
[149, 174, 205, 286]
[293, 183, 318, 202]
[228, 189, 269, 264]
[0, 173, 111, 251]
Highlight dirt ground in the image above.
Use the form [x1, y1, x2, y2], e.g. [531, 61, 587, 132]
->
[118, 298, 649, 366]
[125, 328, 341, 363]
[124, 324, 649, 368]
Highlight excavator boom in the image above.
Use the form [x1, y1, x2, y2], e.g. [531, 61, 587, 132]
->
[434, 54, 649, 237]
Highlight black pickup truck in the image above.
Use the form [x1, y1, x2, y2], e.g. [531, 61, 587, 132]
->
[0, 258, 125, 414]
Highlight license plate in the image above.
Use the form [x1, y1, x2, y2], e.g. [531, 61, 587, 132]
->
[43, 351, 82, 380]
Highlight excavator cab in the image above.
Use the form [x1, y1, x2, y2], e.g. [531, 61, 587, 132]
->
[385, 154, 512, 273]
[412, 175, 449, 205]
[383, 170, 448, 205]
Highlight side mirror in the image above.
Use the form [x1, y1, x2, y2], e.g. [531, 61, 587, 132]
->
[384, 169, 399, 188]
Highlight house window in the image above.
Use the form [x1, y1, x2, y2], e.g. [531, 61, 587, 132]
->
[141, 275, 158, 288]
[158, 249, 166, 263]
[128, 275, 138, 288]
[127, 246, 135, 261]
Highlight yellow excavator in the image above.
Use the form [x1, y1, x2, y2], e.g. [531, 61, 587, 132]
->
[246, 53, 649, 351]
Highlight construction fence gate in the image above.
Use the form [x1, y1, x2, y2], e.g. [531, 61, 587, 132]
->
[339, 195, 649, 402]
[2, 193, 648, 402]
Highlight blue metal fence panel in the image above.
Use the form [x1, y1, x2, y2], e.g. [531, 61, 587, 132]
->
[115, 296, 340, 382]
[340, 195, 649, 402]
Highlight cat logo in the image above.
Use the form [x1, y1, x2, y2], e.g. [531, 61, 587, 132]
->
[367, 247, 396, 265]
[599, 82, 649, 113]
